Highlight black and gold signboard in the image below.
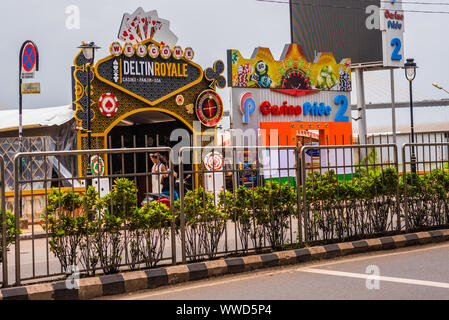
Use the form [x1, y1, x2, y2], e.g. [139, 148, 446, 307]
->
[72, 34, 225, 175]
[71, 9, 227, 176]
[96, 42, 203, 105]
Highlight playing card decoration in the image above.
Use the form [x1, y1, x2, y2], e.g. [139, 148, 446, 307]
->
[205, 60, 226, 90]
[117, 8, 178, 47]
[98, 93, 119, 117]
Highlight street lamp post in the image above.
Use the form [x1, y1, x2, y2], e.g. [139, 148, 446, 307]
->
[433, 83, 449, 95]
[77, 42, 100, 219]
[432, 83, 449, 164]
[404, 58, 418, 174]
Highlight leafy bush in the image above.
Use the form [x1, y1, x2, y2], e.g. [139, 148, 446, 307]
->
[43, 188, 88, 274]
[219, 186, 253, 253]
[402, 169, 449, 229]
[304, 167, 399, 241]
[128, 202, 172, 268]
[92, 178, 137, 274]
[176, 186, 228, 260]
[0, 209, 20, 264]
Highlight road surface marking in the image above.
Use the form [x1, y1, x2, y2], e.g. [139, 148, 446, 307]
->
[294, 242, 449, 269]
[104, 242, 449, 299]
[300, 268, 449, 289]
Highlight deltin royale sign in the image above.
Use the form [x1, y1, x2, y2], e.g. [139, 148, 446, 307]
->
[95, 42, 202, 105]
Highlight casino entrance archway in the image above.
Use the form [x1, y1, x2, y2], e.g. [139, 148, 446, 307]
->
[106, 109, 193, 204]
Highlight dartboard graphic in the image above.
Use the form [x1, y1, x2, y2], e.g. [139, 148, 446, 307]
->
[99, 93, 119, 117]
[90, 155, 105, 177]
[204, 152, 224, 171]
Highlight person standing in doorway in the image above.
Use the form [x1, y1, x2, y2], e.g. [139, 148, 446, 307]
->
[150, 153, 179, 201]
[150, 153, 164, 194]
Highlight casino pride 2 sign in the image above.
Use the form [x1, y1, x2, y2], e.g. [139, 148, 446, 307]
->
[231, 87, 351, 132]
[95, 41, 202, 106]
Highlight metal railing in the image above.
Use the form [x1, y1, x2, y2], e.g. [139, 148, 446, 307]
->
[300, 144, 400, 243]
[178, 145, 300, 263]
[402, 142, 449, 232]
[0, 156, 7, 287]
[13, 147, 175, 286]
[0, 142, 447, 286]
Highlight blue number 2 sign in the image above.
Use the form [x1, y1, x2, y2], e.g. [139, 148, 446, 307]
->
[334, 95, 349, 122]
[391, 38, 402, 61]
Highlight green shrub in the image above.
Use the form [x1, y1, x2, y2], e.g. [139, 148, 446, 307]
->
[219, 186, 253, 253]
[128, 202, 172, 268]
[0, 209, 20, 264]
[42, 188, 87, 274]
[92, 178, 137, 274]
[177, 186, 228, 260]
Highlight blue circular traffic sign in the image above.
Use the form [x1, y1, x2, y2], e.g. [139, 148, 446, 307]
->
[22, 43, 36, 72]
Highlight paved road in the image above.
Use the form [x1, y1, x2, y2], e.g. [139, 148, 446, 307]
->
[101, 242, 449, 300]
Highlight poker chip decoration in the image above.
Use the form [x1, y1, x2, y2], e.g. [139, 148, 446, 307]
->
[160, 45, 171, 59]
[204, 152, 224, 172]
[90, 155, 105, 177]
[135, 43, 147, 57]
[123, 43, 135, 57]
[176, 94, 184, 106]
[148, 44, 160, 58]
[99, 93, 119, 117]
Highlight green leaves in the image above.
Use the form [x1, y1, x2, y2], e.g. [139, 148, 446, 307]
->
[0, 209, 20, 263]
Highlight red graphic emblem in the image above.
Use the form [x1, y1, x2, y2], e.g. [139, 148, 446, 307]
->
[195, 90, 223, 127]
[99, 93, 119, 117]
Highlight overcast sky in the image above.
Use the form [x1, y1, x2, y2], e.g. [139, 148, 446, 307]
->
[0, 0, 448, 131]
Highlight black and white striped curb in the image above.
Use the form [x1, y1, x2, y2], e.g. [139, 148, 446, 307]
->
[1, 229, 448, 300]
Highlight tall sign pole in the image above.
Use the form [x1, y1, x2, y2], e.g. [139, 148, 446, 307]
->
[390, 69, 397, 144]
[19, 40, 39, 153]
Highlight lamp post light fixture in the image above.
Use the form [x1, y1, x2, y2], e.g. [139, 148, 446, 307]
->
[77, 42, 100, 152]
[404, 58, 418, 174]
[77, 42, 100, 218]
[433, 83, 449, 95]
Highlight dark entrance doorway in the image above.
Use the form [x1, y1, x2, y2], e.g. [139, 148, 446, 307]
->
[107, 110, 192, 204]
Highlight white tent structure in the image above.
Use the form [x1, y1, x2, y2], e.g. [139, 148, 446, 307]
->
[0, 105, 74, 132]
[0, 105, 76, 191]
